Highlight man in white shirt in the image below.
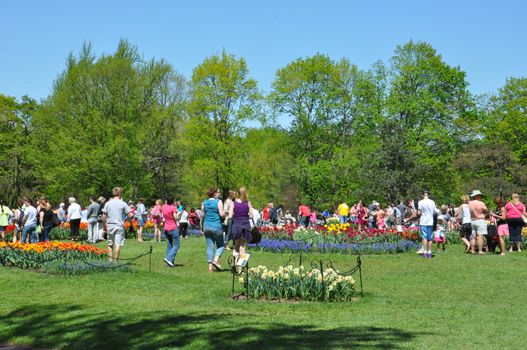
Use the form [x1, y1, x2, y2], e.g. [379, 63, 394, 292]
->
[407, 190, 436, 258]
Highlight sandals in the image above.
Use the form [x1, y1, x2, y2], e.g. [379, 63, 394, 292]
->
[212, 261, 222, 272]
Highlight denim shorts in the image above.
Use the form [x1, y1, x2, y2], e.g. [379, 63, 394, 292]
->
[137, 218, 145, 227]
[420, 225, 434, 241]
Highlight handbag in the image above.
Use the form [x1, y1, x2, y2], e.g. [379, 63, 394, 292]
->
[52, 214, 60, 226]
[508, 203, 527, 224]
[250, 219, 262, 244]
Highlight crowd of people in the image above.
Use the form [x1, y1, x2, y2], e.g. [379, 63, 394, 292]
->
[1, 187, 525, 267]
[0, 186, 260, 271]
[303, 190, 526, 257]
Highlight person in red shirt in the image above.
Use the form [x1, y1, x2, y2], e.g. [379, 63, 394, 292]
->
[298, 203, 311, 227]
[262, 206, 270, 224]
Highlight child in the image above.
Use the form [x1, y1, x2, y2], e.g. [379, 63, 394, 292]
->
[434, 214, 447, 251]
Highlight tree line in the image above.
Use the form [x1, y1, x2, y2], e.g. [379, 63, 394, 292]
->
[1, 39, 526, 210]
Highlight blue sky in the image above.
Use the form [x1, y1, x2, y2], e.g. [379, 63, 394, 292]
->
[2, 0, 526, 120]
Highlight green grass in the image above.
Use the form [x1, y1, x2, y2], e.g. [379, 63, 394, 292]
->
[1, 237, 527, 349]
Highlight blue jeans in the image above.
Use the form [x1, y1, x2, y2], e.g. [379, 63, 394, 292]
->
[22, 224, 37, 243]
[339, 215, 348, 224]
[204, 228, 224, 263]
[40, 224, 54, 242]
[164, 229, 180, 263]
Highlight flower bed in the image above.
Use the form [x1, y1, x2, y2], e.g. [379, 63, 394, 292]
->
[0, 241, 107, 270]
[260, 224, 419, 244]
[239, 264, 356, 301]
[250, 238, 420, 254]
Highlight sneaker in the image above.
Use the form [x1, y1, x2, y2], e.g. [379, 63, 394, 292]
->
[163, 258, 175, 267]
[421, 253, 428, 258]
[416, 248, 424, 254]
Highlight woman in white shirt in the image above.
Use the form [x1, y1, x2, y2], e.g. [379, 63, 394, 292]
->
[179, 205, 189, 238]
[67, 197, 82, 241]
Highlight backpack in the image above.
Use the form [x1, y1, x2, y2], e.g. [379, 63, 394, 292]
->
[269, 208, 277, 222]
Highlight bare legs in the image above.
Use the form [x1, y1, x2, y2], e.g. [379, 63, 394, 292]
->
[499, 236, 506, 256]
[108, 244, 122, 262]
[137, 226, 144, 242]
[461, 237, 471, 252]
[472, 235, 485, 255]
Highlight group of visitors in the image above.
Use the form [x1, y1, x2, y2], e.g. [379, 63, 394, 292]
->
[0, 196, 108, 244]
[159, 186, 255, 272]
[1, 186, 525, 266]
[295, 190, 526, 258]
[405, 190, 525, 257]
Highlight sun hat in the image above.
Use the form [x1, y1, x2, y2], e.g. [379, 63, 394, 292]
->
[470, 190, 483, 197]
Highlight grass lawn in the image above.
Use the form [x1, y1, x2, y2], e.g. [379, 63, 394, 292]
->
[1, 236, 526, 349]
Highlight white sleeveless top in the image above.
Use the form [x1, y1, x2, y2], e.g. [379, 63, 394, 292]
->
[461, 204, 471, 224]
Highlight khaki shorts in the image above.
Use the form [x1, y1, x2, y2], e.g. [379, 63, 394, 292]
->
[470, 219, 487, 237]
[107, 225, 125, 247]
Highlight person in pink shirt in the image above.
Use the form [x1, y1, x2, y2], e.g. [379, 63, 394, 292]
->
[150, 199, 164, 242]
[503, 193, 526, 253]
[162, 197, 180, 267]
[309, 209, 317, 226]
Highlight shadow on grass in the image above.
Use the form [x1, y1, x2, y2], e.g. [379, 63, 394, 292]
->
[0, 304, 420, 349]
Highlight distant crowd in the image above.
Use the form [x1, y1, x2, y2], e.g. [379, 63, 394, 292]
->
[1, 187, 525, 266]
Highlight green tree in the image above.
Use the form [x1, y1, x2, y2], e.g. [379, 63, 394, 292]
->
[0, 94, 37, 205]
[270, 54, 385, 208]
[386, 40, 477, 200]
[239, 127, 296, 210]
[31, 41, 185, 202]
[454, 142, 527, 199]
[183, 50, 263, 203]
[360, 119, 425, 204]
[484, 77, 527, 163]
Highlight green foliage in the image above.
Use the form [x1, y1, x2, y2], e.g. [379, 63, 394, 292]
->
[454, 142, 527, 197]
[386, 40, 477, 201]
[30, 40, 186, 202]
[270, 54, 384, 208]
[485, 77, 527, 162]
[183, 50, 264, 203]
[2, 39, 526, 210]
[241, 265, 357, 301]
[0, 94, 38, 206]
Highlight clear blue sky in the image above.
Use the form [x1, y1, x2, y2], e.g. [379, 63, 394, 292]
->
[2, 0, 526, 122]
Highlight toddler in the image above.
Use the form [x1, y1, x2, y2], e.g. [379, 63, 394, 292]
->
[434, 214, 447, 251]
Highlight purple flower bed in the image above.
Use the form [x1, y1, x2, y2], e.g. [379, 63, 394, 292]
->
[249, 238, 420, 254]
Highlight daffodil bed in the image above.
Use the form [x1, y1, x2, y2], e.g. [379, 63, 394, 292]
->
[0, 241, 107, 271]
[239, 264, 356, 301]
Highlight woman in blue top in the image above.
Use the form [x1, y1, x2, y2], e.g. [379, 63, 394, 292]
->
[201, 186, 225, 272]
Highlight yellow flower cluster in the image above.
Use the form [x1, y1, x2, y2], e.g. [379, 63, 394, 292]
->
[248, 264, 305, 280]
[324, 222, 351, 233]
[306, 268, 355, 288]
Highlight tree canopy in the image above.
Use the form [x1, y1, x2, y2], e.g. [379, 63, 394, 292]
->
[1, 39, 525, 210]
